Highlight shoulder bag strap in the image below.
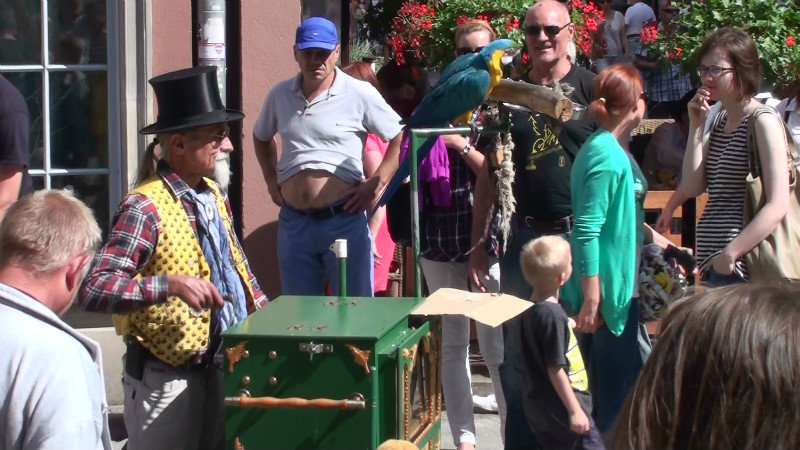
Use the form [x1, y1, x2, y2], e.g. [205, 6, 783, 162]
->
[746, 105, 797, 183]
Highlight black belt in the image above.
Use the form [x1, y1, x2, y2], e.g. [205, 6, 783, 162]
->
[521, 215, 573, 234]
[125, 336, 218, 378]
[285, 202, 347, 220]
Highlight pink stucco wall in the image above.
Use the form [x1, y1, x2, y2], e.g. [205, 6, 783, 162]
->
[152, 3, 193, 75]
[240, 1, 300, 299]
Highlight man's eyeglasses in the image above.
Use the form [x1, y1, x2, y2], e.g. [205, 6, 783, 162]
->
[193, 128, 230, 145]
[456, 46, 484, 56]
[524, 22, 571, 38]
[697, 65, 735, 78]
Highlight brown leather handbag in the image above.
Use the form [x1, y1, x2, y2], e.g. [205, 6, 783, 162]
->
[742, 106, 800, 284]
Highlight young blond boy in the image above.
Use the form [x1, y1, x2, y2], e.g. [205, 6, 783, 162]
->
[518, 236, 604, 449]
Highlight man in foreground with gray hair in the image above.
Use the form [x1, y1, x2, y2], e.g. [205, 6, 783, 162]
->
[0, 189, 110, 450]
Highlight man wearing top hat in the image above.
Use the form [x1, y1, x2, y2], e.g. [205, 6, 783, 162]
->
[78, 66, 268, 450]
[253, 16, 404, 296]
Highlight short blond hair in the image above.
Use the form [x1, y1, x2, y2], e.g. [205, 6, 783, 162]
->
[520, 235, 571, 290]
[0, 189, 101, 275]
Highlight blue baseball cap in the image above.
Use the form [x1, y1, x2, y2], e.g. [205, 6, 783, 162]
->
[295, 17, 338, 50]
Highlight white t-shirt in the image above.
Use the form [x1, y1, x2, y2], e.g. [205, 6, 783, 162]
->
[602, 10, 626, 57]
[254, 67, 403, 184]
[625, 2, 656, 35]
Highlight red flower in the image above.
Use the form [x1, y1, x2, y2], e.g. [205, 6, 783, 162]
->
[506, 22, 513, 32]
[456, 15, 469, 25]
[585, 18, 598, 32]
[640, 22, 658, 44]
[521, 53, 530, 64]
[788, 35, 796, 47]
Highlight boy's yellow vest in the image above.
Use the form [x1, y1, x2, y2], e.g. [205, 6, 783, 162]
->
[112, 177, 257, 366]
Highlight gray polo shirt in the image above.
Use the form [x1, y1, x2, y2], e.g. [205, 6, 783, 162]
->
[254, 67, 404, 184]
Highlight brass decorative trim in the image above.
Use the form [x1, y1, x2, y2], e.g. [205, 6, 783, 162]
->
[225, 340, 250, 373]
[403, 365, 410, 438]
[345, 344, 372, 375]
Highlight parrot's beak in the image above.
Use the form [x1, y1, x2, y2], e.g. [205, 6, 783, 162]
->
[493, 47, 517, 67]
[500, 48, 519, 66]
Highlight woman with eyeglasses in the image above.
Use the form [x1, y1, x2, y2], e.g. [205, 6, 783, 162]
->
[680, 27, 789, 285]
[560, 63, 648, 433]
[595, 0, 629, 72]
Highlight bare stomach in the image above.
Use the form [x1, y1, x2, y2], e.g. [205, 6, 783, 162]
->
[280, 170, 356, 209]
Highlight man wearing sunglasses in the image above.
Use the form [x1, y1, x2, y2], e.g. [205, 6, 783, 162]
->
[253, 16, 404, 297]
[79, 66, 268, 450]
[469, 1, 596, 448]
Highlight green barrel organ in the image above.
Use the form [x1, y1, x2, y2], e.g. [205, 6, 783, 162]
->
[223, 295, 441, 449]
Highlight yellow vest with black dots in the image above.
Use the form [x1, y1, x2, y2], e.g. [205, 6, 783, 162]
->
[112, 177, 258, 367]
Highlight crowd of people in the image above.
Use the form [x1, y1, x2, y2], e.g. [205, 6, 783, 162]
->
[1, 0, 800, 449]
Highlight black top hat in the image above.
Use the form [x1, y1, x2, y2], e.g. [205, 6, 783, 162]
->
[139, 66, 244, 134]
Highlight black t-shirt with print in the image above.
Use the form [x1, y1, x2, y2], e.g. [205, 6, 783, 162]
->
[511, 65, 595, 221]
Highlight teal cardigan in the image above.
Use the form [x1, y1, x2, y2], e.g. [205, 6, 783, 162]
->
[561, 129, 637, 336]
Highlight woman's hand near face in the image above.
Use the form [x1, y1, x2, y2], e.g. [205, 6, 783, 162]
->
[688, 88, 711, 126]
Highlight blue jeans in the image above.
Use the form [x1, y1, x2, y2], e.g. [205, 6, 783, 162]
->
[277, 204, 373, 297]
[499, 225, 545, 449]
[571, 300, 644, 433]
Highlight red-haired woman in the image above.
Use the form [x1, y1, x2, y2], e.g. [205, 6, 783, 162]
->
[561, 63, 647, 432]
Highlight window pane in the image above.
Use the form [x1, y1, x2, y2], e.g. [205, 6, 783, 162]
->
[48, 0, 107, 64]
[51, 174, 110, 234]
[0, 1, 42, 65]
[301, 0, 342, 39]
[31, 175, 44, 190]
[49, 71, 108, 169]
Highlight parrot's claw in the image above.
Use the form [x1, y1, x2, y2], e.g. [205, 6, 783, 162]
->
[469, 121, 480, 136]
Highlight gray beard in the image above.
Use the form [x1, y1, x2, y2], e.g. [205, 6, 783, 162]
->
[214, 155, 231, 194]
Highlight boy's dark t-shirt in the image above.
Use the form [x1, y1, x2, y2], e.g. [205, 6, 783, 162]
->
[520, 301, 592, 428]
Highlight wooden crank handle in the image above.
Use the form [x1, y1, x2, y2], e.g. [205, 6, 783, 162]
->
[225, 394, 366, 410]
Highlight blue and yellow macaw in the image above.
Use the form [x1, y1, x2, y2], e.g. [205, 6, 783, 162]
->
[377, 38, 515, 207]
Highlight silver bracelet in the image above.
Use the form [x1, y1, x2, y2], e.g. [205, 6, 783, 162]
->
[460, 143, 471, 156]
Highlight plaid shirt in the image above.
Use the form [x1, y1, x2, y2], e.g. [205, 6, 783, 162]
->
[636, 23, 692, 103]
[420, 141, 501, 263]
[78, 160, 268, 314]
